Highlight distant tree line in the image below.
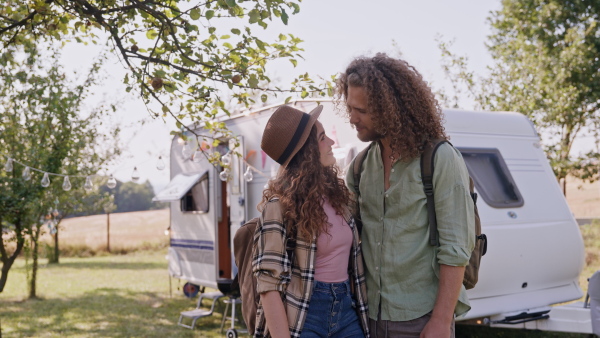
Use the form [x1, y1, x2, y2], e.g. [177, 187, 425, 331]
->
[71, 179, 167, 217]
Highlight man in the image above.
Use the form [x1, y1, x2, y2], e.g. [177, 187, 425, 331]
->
[337, 53, 475, 338]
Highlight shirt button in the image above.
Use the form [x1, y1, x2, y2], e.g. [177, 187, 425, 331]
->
[377, 290, 381, 294]
[379, 216, 383, 221]
[391, 168, 395, 173]
[375, 267, 379, 271]
[377, 242, 381, 246]
[385, 194, 388, 198]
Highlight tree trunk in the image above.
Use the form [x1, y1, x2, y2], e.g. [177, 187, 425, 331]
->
[563, 177, 567, 197]
[106, 213, 110, 253]
[49, 230, 59, 264]
[0, 218, 25, 293]
[28, 226, 41, 299]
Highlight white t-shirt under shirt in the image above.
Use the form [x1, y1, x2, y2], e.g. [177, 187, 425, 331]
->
[314, 198, 352, 283]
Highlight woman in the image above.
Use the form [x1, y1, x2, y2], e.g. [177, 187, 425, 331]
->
[253, 104, 369, 338]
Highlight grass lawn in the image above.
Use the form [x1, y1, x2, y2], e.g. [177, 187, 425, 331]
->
[0, 249, 243, 337]
[2, 210, 599, 337]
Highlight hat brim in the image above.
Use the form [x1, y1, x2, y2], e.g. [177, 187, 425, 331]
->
[281, 105, 323, 168]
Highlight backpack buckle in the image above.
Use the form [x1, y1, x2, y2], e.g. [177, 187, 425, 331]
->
[423, 183, 434, 196]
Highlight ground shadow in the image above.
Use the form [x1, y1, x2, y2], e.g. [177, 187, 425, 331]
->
[0, 288, 243, 337]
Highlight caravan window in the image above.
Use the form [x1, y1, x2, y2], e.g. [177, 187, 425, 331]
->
[181, 172, 209, 213]
[458, 148, 524, 208]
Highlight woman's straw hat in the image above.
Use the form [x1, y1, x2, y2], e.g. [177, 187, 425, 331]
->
[261, 104, 323, 168]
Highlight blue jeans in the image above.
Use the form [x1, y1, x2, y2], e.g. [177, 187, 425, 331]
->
[300, 280, 365, 338]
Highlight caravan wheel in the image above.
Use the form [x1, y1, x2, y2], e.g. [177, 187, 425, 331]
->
[226, 328, 238, 338]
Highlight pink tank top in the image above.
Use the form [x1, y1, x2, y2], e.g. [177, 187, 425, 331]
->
[314, 199, 352, 282]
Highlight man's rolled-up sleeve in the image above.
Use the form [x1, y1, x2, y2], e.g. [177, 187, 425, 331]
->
[252, 201, 291, 294]
[433, 145, 476, 267]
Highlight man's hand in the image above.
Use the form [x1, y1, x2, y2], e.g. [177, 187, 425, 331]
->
[420, 264, 465, 338]
[420, 314, 451, 338]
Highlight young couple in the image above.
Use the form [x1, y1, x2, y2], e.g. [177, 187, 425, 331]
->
[252, 53, 475, 338]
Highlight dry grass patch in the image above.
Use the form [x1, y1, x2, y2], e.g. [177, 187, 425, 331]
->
[38, 209, 169, 257]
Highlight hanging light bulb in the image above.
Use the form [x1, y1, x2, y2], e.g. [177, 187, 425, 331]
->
[84, 176, 94, 191]
[156, 156, 166, 170]
[4, 158, 13, 172]
[182, 141, 193, 159]
[243, 166, 253, 182]
[219, 168, 230, 181]
[107, 174, 117, 189]
[41, 172, 50, 187]
[22, 166, 31, 181]
[62, 176, 72, 191]
[131, 167, 140, 182]
[192, 148, 203, 163]
[221, 152, 231, 166]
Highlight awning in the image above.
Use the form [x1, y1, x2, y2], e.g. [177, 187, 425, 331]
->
[152, 173, 204, 202]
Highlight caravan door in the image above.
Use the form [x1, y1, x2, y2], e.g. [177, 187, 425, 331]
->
[158, 141, 221, 289]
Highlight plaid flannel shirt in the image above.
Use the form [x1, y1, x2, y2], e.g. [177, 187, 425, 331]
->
[252, 198, 370, 338]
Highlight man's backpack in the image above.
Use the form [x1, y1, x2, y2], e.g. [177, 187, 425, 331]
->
[232, 204, 295, 334]
[352, 139, 487, 290]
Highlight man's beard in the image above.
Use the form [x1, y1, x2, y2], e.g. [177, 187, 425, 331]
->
[357, 128, 384, 142]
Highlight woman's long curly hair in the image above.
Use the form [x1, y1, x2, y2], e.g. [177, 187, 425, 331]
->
[258, 126, 351, 240]
[335, 53, 447, 160]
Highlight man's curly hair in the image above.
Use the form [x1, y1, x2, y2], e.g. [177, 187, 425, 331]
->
[336, 53, 446, 160]
[259, 126, 351, 240]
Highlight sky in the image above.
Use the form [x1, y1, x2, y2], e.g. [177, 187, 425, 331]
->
[60, 0, 503, 192]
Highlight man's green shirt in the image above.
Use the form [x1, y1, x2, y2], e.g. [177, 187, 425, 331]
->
[347, 142, 475, 321]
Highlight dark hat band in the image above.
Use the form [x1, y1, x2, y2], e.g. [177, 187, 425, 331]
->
[276, 113, 310, 165]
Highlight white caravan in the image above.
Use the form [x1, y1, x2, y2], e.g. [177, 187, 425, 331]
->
[154, 99, 589, 333]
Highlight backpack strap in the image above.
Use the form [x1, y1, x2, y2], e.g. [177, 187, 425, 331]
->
[267, 196, 296, 261]
[352, 142, 374, 235]
[420, 138, 450, 246]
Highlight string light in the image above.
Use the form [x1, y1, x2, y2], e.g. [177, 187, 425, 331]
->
[131, 167, 140, 182]
[221, 152, 231, 166]
[84, 176, 94, 191]
[182, 141, 193, 159]
[4, 157, 13, 172]
[219, 168, 230, 181]
[41, 172, 50, 187]
[192, 148, 203, 163]
[156, 156, 166, 170]
[243, 166, 253, 182]
[2, 155, 170, 190]
[107, 174, 117, 189]
[62, 176, 72, 191]
[22, 166, 31, 181]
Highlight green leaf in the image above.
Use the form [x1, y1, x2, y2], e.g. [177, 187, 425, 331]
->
[248, 9, 260, 24]
[289, 59, 297, 67]
[220, 35, 230, 39]
[261, 94, 268, 102]
[281, 9, 289, 25]
[190, 8, 201, 20]
[225, 0, 236, 7]
[301, 90, 309, 99]
[146, 29, 158, 39]
[231, 28, 241, 35]
[248, 75, 259, 88]
[162, 105, 169, 113]
[206, 10, 215, 20]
